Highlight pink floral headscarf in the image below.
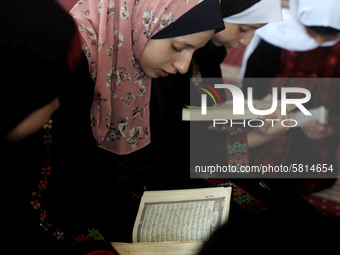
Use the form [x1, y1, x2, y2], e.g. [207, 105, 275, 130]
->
[70, 0, 207, 154]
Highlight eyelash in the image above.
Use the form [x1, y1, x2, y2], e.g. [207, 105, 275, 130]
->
[239, 27, 248, 33]
[171, 44, 181, 53]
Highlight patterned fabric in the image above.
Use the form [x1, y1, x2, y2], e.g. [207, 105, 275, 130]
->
[226, 127, 250, 171]
[31, 119, 118, 254]
[201, 127, 265, 212]
[279, 43, 340, 78]
[204, 178, 267, 213]
[231, 182, 267, 212]
[70, 0, 205, 155]
[302, 175, 340, 221]
[190, 37, 258, 212]
[31, 120, 54, 232]
[251, 42, 340, 193]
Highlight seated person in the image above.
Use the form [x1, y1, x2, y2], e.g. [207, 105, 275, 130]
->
[1, 0, 117, 253]
[241, 0, 340, 194]
[150, 0, 283, 176]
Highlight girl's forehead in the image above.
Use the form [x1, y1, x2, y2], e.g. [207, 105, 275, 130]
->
[173, 30, 216, 47]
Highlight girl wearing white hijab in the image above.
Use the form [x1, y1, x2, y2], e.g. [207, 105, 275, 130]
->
[242, 0, 340, 77]
[241, 0, 340, 194]
[194, 0, 282, 78]
[196, 3, 340, 253]
[150, 0, 283, 192]
[191, 0, 284, 174]
[213, 0, 282, 48]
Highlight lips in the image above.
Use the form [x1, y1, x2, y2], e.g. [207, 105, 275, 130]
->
[159, 69, 169, 77]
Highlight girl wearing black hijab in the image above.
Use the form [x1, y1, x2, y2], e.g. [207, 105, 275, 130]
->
[2, 0, 225, 253]
[1, 0, 117, 254]
[67, 0, 225, 219]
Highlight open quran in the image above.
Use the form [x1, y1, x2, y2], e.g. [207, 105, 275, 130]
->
[111, 186, 232, 255]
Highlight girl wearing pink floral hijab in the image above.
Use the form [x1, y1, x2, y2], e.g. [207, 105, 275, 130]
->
[70, 0, 224, 155]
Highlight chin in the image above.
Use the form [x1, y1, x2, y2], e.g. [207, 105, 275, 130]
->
[148, 74, 160, 79]
[144, 70, 158, 78]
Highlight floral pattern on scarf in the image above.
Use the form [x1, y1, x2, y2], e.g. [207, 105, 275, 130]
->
[71, 0, 203, 154]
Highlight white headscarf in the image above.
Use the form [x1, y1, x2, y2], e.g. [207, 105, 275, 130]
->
[223, 0, 282, 25]
[241, 0, 340, 77]
[298, 0, 340, 30]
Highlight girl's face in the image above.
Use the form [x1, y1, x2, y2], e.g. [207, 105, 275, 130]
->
[139, 29, 215, 78]
[212, 22, 264, 48]
[305, 27, 340, 44]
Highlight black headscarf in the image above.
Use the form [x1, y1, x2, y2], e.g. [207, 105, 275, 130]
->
[1, 0, 77, 138]
[306, 26, 340, 35]
[1, 0, 96, 253]
[1, 1, 121, 254]
[152, 0, 225, 39]
[220, 0, 261, 18]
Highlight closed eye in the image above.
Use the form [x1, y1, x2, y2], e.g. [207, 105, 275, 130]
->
[171, 43, 181, 53]
[239, 27, 248, 33]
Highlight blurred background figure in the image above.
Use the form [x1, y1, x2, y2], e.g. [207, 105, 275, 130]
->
[241, 0, 340, 195]
[2, 0, 80, 253]
[1, 0, 117, 253]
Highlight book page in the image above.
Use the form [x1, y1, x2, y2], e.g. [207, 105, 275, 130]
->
[111, 241, 204, 255]
[288, 106, 328, 126]
[132, 187, 232, 243]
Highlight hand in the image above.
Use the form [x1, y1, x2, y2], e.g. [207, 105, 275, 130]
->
[300, 120, 333, 140]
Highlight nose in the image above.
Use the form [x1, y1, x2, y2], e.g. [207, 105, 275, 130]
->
[239, 30, 255, 46]
[173, 53, 192, 74]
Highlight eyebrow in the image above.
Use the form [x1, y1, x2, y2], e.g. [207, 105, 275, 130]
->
[242, 24, 264, 29]
[176, 40, 195, 49]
